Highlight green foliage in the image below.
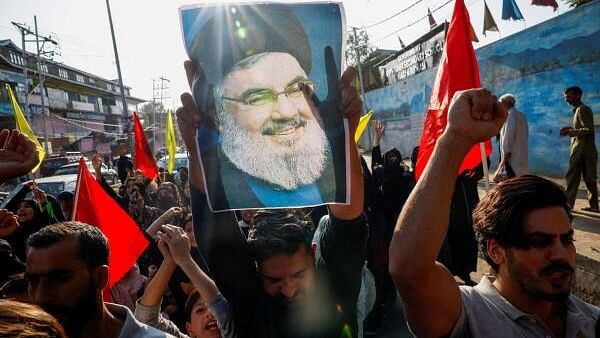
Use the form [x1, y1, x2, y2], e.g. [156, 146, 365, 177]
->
[345, 28, 375, 66]
[562, 0, 595, 7]
[139, 102, 164, 127]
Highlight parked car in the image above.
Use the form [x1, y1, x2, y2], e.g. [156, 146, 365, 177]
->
[0, 174, 78, 210]
[53, 162, 117, 184]
[157, 153, 189, 181]
[40, 153, 86, 177]
[40, 156, 70, 177]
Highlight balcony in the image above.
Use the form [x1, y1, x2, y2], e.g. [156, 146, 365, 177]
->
[48, 97, 68, 109]
[102, 104, 122, 115]
[69, 100, 97, 112]
[27, 93, 49, 107]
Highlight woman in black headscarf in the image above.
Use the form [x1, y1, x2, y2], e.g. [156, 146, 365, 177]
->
[4, 199, 47, 262]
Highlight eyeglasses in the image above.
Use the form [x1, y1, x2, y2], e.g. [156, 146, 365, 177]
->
[222, 80, 314, 106]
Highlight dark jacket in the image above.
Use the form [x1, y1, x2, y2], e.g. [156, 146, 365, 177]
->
[191, 186, 367, 338]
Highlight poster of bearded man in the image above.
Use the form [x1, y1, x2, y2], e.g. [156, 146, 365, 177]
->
[180, 2, 349, 211]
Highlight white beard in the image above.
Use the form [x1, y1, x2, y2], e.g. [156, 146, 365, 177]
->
[220, 115, 330, 190]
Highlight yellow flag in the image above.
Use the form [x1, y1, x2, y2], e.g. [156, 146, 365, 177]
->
[5, 84, 45, 173]
[165, 110, 177, 174]
[354, 110, 374, 143]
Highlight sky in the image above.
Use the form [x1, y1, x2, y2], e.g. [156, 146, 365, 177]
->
[0, 0, 572, 110]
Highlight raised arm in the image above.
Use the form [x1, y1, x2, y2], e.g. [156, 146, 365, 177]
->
[158, 224, 220, 305]
[134, 237, 188, 338]
[327, 67, 364, 221]
[371, 119, 384, 169]
[389, 89, 506, 337]
[139, 253, 177, 308]
[176, 61, 258, 308]
[146, 207, 185, 239]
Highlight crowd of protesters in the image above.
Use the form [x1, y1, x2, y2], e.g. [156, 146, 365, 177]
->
[1, 69, 599, 338]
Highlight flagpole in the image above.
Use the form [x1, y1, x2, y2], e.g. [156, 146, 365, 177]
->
[105, 0, 131, 152]
[479, 142, 490, 191]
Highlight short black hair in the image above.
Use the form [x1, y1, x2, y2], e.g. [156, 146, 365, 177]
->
[184, 291, 203, 323]
[564, 86, 583, 96]
[247, 209, 314, 263]
[27, 222, 109, 269]
[473, 175, 571, 272]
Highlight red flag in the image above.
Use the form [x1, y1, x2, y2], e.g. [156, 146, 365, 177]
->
[73, 158, 149, 288]
[531, 0, 558, 11]
[133, 112, 158, 180]
[415, 0, 492, 180]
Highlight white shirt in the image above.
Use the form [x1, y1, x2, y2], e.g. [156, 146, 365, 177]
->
[500, 108, 529, 176]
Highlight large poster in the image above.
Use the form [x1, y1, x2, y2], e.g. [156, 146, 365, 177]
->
[180, 2, 348, 211]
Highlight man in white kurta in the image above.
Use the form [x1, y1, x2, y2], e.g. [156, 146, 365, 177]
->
[499, 94, 528, 176]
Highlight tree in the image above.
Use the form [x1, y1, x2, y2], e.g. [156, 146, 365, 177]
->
[345, 27, 375, 66]
[139, 102, 164, 128]
[562, 0, 595, 7]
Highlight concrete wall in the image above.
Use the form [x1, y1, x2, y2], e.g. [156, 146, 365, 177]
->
[364, 1, 600, 176]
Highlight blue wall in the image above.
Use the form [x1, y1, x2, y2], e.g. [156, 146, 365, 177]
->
[364, 1, 600, 176]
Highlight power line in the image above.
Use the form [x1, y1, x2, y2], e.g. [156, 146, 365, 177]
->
[372, 0, 454, 44]
[50, 113, 127, 136]
[364, 0, 424, 28]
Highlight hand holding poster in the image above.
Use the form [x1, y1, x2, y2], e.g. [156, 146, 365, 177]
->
[180, 2, 348, 211]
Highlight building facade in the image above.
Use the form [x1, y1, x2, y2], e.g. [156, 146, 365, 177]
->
[364, 2, 599, 177]
[0, 39, 144, 154]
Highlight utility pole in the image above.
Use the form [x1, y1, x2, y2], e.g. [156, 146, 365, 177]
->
[152, 78, 157, 153]
[34, 16, 51, 153]
[105, 0, 131, 151]
[157, 76, 170, 154]
[352, 27, 368, 115]
[12, 20, 57, 152]
[11, 22, 33, 121]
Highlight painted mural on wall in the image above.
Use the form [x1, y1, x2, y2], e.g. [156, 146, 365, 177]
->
[365, 1, 600, 176]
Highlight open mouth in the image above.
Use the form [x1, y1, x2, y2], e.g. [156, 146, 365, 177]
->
[275, 125, 298, 136]
[204, 318, 218, 331]
[548, 271, 571, 278]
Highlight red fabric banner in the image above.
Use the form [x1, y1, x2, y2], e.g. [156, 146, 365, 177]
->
[415, 0, 492, 180]
[73, 158, 149, 288]
[133, 112, 159, 181]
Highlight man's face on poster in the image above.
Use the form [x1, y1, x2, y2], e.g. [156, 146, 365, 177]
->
[216, 52, 330, 190]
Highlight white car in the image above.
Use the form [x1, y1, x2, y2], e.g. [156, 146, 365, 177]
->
[157, 153, 189, 171]
[157, 153, 189, 181]
[0, 174, 78, 209]
[54, 162, 117, 184]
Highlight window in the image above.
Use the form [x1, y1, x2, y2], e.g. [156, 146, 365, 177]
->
[39, 63, 48, 73]
[58, 68, 69, 79]
[89, 78, 95, 84]
[76, 74, 85, 83]
[8, 51, 24, 66]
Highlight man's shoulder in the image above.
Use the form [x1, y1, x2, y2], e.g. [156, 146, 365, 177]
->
[117, 156, 133, 164]
[577, 103, 593, 114]
[106, 302, 176, 338]
[455, 280, 600, 338]
[515, 110, 527, 120]
[568, 293, 600, 319]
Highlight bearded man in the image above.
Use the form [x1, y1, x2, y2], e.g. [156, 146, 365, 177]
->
[184, 5, 346, 210]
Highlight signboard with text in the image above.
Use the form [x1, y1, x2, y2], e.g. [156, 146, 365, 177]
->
[379, 23, 447, 84]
